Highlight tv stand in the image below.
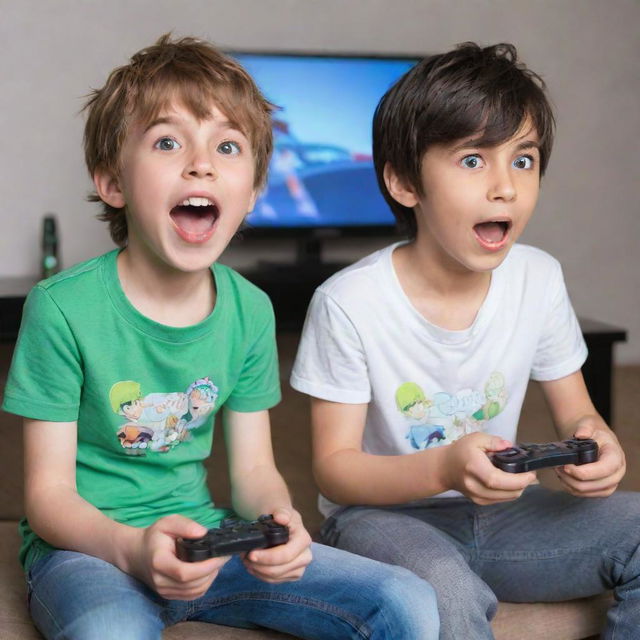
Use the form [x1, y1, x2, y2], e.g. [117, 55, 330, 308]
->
[258, 235, 349, 279]
[244, 237, 347, 330]
[295, 236, 323, 266]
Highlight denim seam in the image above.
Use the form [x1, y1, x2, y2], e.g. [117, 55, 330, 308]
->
[29, 590, 65, 637]
[474, 502, 622, 564]
[192, 591, 373, 638]
[472, 504, 482, 560]
[25, 574, 32, 608]
[475, 545, 606, 562]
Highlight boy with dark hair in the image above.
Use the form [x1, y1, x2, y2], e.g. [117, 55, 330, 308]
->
[2, 34, 440, 639]
[291, 42, 640, 639]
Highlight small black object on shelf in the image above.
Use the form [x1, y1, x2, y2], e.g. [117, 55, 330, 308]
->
[41, 214, 60, 279]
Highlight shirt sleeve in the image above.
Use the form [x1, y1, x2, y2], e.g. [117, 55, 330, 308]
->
[290, 289, 371, 404]
[2, 285, 83, 421]
[224, 299, 281, 412]
[530, 260, 588, 381]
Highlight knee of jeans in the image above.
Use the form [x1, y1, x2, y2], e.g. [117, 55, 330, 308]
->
[63, 615, 162, 640]
[406, 551, 497, 620]
[418, 547, 489, 591]
[43, 595, 164, 640]
[372, 566, 440, 636]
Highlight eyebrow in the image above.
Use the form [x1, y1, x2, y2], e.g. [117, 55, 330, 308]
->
[144, 116, 179, 133]
[143, 115, 239, 133]
[514, 140, 541, 152]
[452, 137, 541, 154]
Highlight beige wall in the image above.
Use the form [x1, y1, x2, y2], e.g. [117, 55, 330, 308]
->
[1, 0, 638, 363]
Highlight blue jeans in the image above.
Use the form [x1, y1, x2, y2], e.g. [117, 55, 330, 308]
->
[26, 542, 439, 640]
[321, 485, 640, 640]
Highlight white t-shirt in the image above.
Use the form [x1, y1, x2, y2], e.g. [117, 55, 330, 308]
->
[290, 242, 588, 514]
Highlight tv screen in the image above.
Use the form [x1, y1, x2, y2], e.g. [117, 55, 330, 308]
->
[232, 53, 418, 232]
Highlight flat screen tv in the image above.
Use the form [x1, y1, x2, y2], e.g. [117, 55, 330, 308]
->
[231, 52, 418, 242]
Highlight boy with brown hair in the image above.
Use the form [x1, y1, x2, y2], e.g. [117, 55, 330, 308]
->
[2, 34, 439, 639]
[291, 42, 640, 639]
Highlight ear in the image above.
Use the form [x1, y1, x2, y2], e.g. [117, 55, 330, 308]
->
[383, 162, 419, 208]
[93, 168, 126, 209]
[247, 187, 259, 214]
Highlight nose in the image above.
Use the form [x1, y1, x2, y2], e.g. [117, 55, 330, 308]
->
[184, 145, 216, 180]
[487, 165, 516, 202]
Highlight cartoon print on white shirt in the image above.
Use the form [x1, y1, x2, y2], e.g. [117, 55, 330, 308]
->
[396, 372, 507, 450]
[395, 382, 446, 450]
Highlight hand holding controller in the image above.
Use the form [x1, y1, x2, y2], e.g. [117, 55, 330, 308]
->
[176, 515, 290, 562]
[490, 438, 599, 473]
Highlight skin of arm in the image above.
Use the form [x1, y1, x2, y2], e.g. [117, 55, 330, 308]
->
[311, 398, 537, 507]
[540, 370, 625, 497]
[223, 408, 312, 582]
[24, 418, 230, 600]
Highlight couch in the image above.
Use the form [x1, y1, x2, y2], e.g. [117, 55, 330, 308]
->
[0, 337, 614, 639]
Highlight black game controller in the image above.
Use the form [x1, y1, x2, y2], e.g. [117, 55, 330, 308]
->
[176, 514, 289, 562]
[490, 438, 598, 473]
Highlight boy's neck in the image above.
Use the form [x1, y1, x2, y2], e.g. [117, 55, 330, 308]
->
[393, 241, 493, 331]
[116, 247, 216, 327]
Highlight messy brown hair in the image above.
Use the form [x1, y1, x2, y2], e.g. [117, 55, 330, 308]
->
[373, 42, 555, 238]
[83, 33, 274, 245]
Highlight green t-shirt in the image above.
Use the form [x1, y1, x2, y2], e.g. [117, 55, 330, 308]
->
[2, 250, 281, 571]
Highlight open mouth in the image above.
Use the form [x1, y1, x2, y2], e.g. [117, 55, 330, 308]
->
[170, 197, 219, 243]
[473, 220, 511, 249]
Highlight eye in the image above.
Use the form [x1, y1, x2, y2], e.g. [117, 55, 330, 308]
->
[218, 140, 241, 155]
[155, 137, 181, 151]
[513, 155, 534, 170]
[461, 154, 484, 169]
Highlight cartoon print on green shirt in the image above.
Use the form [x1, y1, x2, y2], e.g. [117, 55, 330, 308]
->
[396, 372, 507, 450]
[182, 378, 219, 430]
[109, 377, 219, 453]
